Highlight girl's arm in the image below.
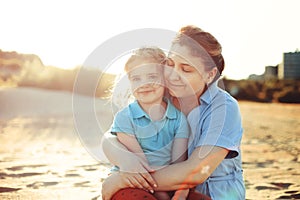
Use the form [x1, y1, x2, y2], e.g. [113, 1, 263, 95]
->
[171, 138, 189, 199]
[171, 138, 188, 164]
[101, 132, 157, 190]
[116, 132, 148, 167]
[114, 132, 156, 190]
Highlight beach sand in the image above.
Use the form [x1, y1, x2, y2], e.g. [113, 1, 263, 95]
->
[0, 87, 299, 199]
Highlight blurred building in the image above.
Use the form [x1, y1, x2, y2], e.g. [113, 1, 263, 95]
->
[278, 50, 300, 79]
[264, 65, 278, 80]
[249, 65, 278, 80]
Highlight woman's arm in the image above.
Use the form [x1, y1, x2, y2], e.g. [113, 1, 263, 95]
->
[153, 145, 229, 191]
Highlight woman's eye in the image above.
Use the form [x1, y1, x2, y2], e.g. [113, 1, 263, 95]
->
[166, 59, 174, 67]
[182, 65, 193, 72]
[149, 75, 158, 80]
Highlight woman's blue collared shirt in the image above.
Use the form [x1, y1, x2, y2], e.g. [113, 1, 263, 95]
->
[187, 82, 246, 199]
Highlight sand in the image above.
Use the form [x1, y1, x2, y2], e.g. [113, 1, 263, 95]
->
[0, 87, 299, 200]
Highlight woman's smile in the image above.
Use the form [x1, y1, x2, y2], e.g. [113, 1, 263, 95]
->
[167, 81, 185, 89]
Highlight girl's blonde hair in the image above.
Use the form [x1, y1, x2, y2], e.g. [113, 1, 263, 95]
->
[124, 47, 166, 72]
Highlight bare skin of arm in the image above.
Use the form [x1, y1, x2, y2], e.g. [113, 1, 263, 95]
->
[102, 132, 154, 173]
[170, 138, 189, 200]
[102, 145, 228, 200]
[101, 132, 157, 191]
[152, 146, 228, 191]
[101, 134, 228, 200]
[115, 132, 157, 190]
[171, 138, 188, 164]
[116, 132, 149, 166]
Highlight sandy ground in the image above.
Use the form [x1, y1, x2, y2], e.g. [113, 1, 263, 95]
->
[0, 87, 299, 200]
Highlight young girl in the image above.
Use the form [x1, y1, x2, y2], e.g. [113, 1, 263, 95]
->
[110, 47, 190, 200]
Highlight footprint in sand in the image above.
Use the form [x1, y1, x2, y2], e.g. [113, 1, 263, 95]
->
[255, 186, 280, 191]
[26, 181, 59, 189]
[74, 181, 90, 187]
[1, 172, 44, 178]
[276, 193, 300, 199]
[0, 187, 21, 193]
[65, 173, 81, 177]
[6, 164, 46, 171]
[270, 182, 293, 189]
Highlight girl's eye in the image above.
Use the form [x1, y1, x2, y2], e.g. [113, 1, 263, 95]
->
[130, 77, 140, 82]
[149, 75, 158, 80]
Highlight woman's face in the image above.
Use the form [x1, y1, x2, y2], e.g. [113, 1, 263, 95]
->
[164, 43, 213, 99]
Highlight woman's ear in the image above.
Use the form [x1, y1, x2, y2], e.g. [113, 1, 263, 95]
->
[206, 67, 218, 84]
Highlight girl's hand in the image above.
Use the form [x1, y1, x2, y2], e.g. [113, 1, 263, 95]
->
[102, 173, 126, 200]
[171, 189, 189, 200]
[101, 172, 155, 200]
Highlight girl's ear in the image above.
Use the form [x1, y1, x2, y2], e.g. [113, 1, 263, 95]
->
[207, 67, 218, 85]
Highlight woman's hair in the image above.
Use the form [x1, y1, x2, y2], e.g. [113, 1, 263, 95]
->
[173, 25, 225, 81]
[124, 47, 166, 72]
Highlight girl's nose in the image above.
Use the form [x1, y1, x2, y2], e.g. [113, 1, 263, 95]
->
[140, 82, 151, 88]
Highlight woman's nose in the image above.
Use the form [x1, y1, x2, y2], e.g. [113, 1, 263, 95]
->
[167, 67, 181, 81]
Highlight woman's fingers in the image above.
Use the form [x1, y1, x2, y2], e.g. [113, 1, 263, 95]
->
[139, 163, 157, 187]
[135, 173, 154, 193]
[127, 176, 144, 189]
[141, 162, 155, 172]
[124, 178, 136, 188]
[120, 172, 155, 193]
[140, 172, 157, 188]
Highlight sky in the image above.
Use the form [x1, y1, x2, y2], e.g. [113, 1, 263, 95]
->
[1, 0, 300, 80]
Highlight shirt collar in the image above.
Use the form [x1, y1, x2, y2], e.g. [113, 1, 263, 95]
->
[130, 98, 177, 120]
[199, 82, 220, 104]
[164, 98, 177, 119]
[130, 100, 147, 119]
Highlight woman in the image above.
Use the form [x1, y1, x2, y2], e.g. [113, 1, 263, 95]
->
[102, 25, 245, 200]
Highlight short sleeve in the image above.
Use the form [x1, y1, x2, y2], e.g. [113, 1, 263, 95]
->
[192, 95, 243, 158]
[110, 108, 135, 135]
[174, 112, 190, 139]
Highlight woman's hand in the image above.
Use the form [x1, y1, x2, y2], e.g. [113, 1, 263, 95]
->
[119, 155, 157, 192]
[118, 171, 155, 193]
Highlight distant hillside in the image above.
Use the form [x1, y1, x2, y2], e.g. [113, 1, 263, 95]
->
[0, 49, 116, 98]
[0, 49, 43, 81]
[1, 49, 299, 103]
[220, 78, 300, 103]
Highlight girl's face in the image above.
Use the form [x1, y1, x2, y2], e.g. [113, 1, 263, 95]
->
[127, 59, 165, 105]
[164, 44, 215, 99]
